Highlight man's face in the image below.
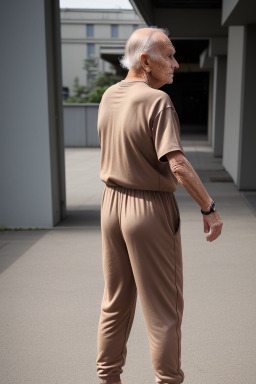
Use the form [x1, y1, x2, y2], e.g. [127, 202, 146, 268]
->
[148, 33, 179, 88]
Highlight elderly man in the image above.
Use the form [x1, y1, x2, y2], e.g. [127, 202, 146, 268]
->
[96, 27, 223, 384]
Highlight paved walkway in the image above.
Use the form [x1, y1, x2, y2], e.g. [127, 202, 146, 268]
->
[0, 141, 256, 384]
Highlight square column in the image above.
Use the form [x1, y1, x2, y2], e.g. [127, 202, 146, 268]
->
[238, 24, 256, 189]
[0, 0, 66, 227]
[223, 25, 256, 190]
[212, 56, 227, 157]
[223, 26, 245, 187]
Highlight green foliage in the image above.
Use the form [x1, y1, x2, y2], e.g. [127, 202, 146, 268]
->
[86, 73, 122, 103]
[93, 74, 122, 88]
[64, 74, 123, 104]
[87, 85, 109, 103]
[64, 77, 89, 103]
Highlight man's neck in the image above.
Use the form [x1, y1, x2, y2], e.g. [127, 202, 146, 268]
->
[123, 68, 145, 83]
[123, 68, 163, 89]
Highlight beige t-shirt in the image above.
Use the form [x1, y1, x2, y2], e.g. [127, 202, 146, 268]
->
[98, 81, 184, 192]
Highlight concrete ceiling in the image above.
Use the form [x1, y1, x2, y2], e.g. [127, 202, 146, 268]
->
[152, 0, 222, 8]
[222, 0, 256, 26]
[130, 0, 227, 38]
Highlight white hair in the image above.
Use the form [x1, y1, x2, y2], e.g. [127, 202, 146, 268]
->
[119, 26, 169, 70]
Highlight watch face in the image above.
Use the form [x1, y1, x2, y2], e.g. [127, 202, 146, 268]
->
[211, 202, 216, 212]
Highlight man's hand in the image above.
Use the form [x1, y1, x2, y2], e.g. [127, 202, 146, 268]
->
[203, 211, 223, 242]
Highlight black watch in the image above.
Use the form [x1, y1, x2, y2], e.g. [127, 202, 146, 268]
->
[201, 200, 216, 215]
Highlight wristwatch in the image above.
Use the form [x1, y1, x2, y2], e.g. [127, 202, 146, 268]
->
[201, 200, 216, 215]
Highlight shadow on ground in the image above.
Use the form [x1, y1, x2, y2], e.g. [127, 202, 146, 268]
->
[56, 207, 101, 228]
[0, 230, 49, 274]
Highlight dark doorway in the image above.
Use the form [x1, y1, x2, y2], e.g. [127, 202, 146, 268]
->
[160, 71, 209, 134]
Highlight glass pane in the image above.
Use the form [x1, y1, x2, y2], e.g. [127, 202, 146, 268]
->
[87, 43, 95, 57]
[111, 25, 118, 38]
[86, 24, 94, 37]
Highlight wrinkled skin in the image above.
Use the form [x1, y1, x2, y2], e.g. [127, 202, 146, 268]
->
[124, 29, 179, 89]
[167, 151, 223, 242]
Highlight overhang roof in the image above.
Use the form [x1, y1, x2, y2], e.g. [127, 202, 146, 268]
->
[222, 0, 256, 26]
[130, 0, 227, 38]
[152, 0, 222, 8]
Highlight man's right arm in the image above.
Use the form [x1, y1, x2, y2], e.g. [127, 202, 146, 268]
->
[166, 150, 223, 242]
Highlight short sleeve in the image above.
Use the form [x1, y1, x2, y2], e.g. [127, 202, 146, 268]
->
[152, 106, 184, 162]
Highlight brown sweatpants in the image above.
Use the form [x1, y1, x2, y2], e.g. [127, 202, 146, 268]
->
[96, 185, 184, 384]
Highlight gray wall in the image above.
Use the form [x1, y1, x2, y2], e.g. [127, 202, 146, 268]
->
[223, 26, 245, 185]
[223, 24, 256, 190]
[238, 24, 256, 189]
[63, 104, 100, 147]
[212, 56, 227, 157]
[0, 0, 66, 228]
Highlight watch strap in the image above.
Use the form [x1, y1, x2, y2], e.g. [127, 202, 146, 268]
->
[201, 200, 216, 215]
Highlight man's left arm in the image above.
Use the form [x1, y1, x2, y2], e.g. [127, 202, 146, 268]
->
[166, 150, 223, 242]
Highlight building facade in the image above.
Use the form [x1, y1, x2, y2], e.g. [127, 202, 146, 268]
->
[60, 9, 146, 95]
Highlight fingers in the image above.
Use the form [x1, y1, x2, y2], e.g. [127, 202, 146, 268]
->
[206, 224, 222, 242]
[203, 211, 223, 242]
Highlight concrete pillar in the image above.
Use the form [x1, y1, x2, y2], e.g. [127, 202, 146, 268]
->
[0, 0, 66, 227]
[223, 26, 245, 186]
[200, 48, 214, 143]
[237, 24, 256, 189]
[212, 56, 227, 157]
[207, 69, 213, 145]
[223, 25, 256, 190]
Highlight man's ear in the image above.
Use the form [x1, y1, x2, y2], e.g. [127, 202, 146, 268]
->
[140, 52, 151, 73]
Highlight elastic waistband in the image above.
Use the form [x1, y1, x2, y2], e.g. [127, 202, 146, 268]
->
[105, 184, 174, 197]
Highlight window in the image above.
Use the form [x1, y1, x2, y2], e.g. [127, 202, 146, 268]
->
[87, 43, 95, 57]
[86, 24, 94, 37]
[111, 25, 118, 38]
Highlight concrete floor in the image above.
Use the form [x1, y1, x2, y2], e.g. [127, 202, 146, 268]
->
[0, 142, 256, 384]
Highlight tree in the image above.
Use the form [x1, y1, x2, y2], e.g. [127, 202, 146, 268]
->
[64, 73, 123, 103]
[64, 77, 89, 103]
[86, 73, 122, 102]
[87, 85, 109, 103]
